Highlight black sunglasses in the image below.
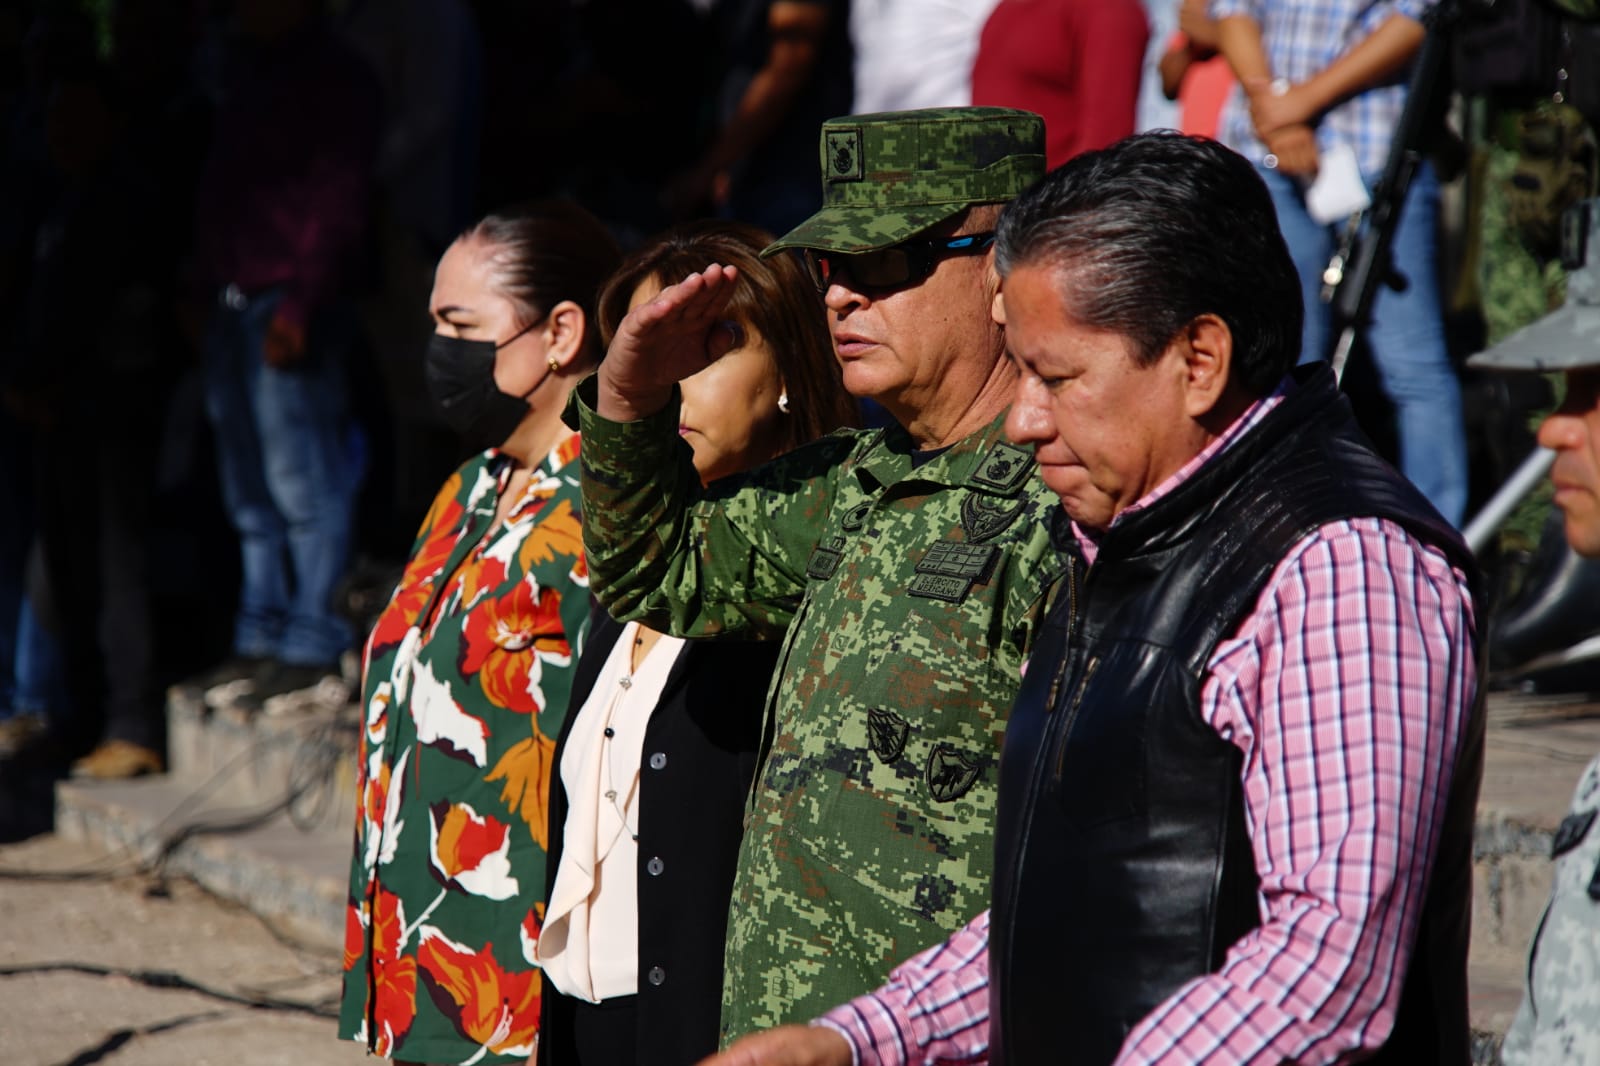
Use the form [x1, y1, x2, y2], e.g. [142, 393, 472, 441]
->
[802, 231, 997, 294]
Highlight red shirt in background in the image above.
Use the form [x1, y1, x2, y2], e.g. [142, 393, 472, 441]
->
[970, 0, 1148, 168]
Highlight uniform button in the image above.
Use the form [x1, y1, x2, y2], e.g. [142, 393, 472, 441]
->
[647, 965, 666, 986]
[647, 856, 664, 876]
[603, 727, 615, 738]
[648, 752, 667, 770]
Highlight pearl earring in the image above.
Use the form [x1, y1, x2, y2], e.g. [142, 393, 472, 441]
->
[548, 356, 560, 372]
[778, 389, 790, 414]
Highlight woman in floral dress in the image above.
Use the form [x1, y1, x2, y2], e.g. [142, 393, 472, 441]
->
[340, 200, 620, 1065]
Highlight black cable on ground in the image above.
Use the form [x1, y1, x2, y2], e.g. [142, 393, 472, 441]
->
[0, 961, 339, 1018]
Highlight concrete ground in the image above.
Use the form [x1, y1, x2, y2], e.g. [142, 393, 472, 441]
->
[0, 834, 368, 1066]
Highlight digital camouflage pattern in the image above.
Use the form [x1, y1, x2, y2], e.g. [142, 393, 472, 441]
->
[1476, 105, 1598, 347]
[574, 389, 1068, 1038]
[1500, 752, 1600, 1066]
[763, 106, 1046, 255]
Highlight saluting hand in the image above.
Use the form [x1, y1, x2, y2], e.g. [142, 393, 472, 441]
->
[597, 264, 743, 423]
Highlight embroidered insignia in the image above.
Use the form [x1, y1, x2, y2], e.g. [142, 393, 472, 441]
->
[1553, 808, 1597, 858]
[961, 494, 1025, 543]
[926, 744, 981, 802]
[918, 541, 998, 581]
[908, 541, 997, 602]
[806, 537, 845, 581]
[867, 708, 911, 763]
[970, 442, 1034, 493]
[825, 128, 863, 181]
[840, 502, 873, 532]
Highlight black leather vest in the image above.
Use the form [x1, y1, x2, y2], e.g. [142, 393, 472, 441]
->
[990, 366, 1484, 1065]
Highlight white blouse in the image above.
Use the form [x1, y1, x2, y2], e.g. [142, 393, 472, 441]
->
[537, 620, 685, 1003]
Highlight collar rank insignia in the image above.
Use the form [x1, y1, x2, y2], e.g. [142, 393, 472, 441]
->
[909, 540, 997, 602]
[867, 707, 911, 763]
[807, 536, 845, 581]
[840, 501, 873, 532]
[961, 494, 1025, 543]
[926, 743, 981, 802]
[969, 441, 1034, 494]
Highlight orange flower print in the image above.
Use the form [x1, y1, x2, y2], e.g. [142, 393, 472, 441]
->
[343, 899, 366, 973]
[553, 433, 580, 471]
[369, 886, 419, 1058]
[458, 579, 570, 714]
[366, 475, 467, 658]
[417, 928, 542, 1061]
[428, 801, 519, 900]
[516, 497, 584, 575]
[360, 748, 408, 870]
[486, 723, 558, 850]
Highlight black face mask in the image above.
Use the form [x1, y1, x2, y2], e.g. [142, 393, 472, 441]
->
[424, 322, 544, 448]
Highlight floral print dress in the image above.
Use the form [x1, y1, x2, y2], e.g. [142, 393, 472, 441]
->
[340, 435, 589, 1064]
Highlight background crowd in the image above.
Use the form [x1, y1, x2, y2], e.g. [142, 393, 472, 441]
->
[0, 0, 1589, 851]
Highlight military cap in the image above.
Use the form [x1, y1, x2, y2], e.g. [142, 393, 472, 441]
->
[764, 106, 1046, 256]
[1469, 198, 1600, 372]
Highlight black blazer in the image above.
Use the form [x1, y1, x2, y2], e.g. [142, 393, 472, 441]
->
[538, 607, 779, 1066]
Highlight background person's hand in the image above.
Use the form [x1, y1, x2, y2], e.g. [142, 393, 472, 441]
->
[597, 264, 742, 423]
[1263, 123, 1319, 177]
[1244, 75, 1317, 138]
[695, 1025, 853, 1066]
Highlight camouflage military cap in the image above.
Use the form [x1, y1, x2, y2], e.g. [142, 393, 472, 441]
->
[1470, 198, 1600, 371]
[763, 107, 1046, 256]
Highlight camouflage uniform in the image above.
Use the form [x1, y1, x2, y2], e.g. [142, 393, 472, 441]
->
[1500, 752, 1600, 1066]
[1474, 0, 1599, 343]
[576, 108, 1067, 1038]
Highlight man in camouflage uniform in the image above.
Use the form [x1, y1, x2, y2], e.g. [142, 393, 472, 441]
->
[573, 107, 1067, 1039]
[1471, 199, 1600, 1065]
[1467, 0, 1599, 344]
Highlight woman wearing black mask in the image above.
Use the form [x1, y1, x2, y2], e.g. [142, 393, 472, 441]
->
[339, 200, 619, 1065]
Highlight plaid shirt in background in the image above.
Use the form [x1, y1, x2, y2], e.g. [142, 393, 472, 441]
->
[1209, 0, 1437, 181]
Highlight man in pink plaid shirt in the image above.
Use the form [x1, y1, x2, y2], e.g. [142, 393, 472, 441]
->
[703, 132, 1483, 1066]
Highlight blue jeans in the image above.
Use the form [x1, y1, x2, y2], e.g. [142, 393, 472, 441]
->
[203, 288, 361, 667]
[1260, 161, 1467, 526]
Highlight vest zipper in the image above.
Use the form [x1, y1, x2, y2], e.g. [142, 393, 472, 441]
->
[1053, 655, 1099, 780]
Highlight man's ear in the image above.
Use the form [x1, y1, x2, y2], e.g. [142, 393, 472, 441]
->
[1180, 313, 1234, 419]
[543, 300, 587, 369]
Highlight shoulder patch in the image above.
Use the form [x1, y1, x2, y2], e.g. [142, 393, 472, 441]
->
[961, 494, 1025, 543]
[926, 744, 982, 802]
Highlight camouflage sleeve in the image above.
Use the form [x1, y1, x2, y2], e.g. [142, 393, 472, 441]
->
[574, 379, 853, 640]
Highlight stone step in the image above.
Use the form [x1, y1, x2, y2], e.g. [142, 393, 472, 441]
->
[166, 686, 361, 835]
[54, 771, 351, 949]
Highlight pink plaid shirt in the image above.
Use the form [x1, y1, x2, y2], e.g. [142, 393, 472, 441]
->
[817, 382, 1478, 1065]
